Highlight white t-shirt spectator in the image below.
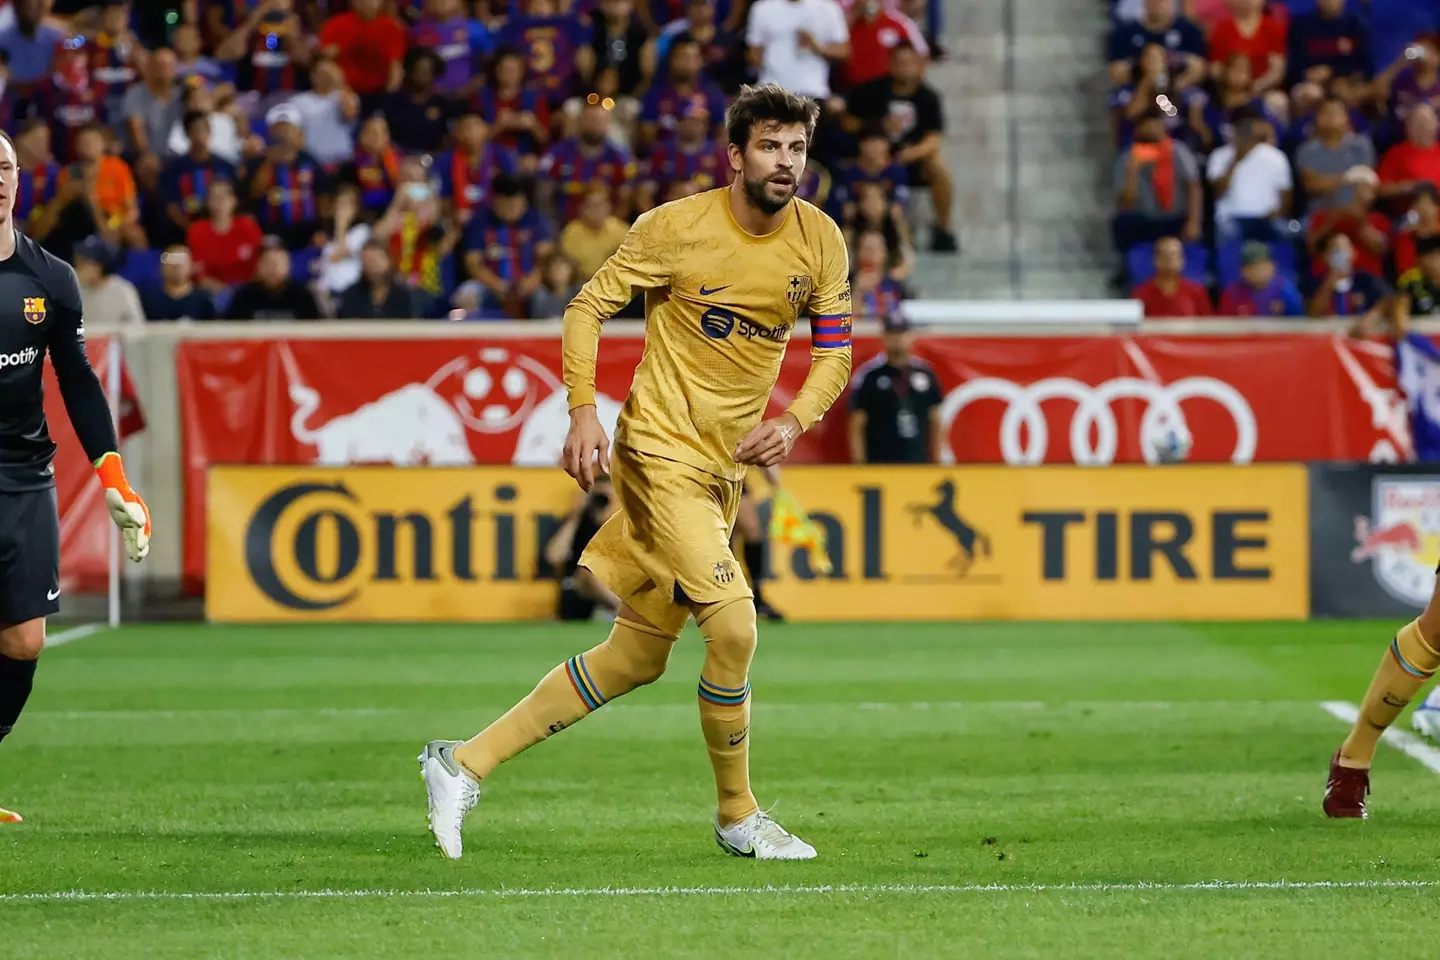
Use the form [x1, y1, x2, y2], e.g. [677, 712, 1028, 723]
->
[1206, 142, 1293, 223]
[167, 111, 243, 165]
[285, 91, 355, 166]
[746, 0, 848, 99]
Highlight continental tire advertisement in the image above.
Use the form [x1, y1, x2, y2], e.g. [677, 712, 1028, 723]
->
[1310, 464, 1440, 618]
[206, 464, 1310, 623]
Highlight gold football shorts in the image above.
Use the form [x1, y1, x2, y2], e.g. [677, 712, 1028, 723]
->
[579, 444, 752, 634]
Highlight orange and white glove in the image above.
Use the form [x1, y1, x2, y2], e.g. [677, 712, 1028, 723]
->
[95, 453, 151, 562]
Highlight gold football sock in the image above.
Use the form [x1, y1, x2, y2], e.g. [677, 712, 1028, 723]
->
[1340, 619, 1440, 769]
[453, 617, 676, 781]
[696, 599, 759, 827]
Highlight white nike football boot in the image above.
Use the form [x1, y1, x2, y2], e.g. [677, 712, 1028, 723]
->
[714, 808, 817, 860]
[418, 740, 481, 859]
[1412, 688, 1440, 741]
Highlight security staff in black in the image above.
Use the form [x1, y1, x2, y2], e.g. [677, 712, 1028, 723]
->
[847, 311, 944, 464]
[0, 135, 153, 825]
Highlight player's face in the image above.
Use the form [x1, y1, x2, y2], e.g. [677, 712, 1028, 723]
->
[734, 121, 807, 216]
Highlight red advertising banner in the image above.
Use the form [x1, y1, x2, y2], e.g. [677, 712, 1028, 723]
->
[173, 332, 1407, 592]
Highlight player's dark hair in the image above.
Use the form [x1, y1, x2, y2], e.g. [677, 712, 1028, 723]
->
[725, 84, 819, 151]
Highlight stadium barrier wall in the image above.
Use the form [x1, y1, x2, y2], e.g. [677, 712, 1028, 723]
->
[206, 463, 1310, 623]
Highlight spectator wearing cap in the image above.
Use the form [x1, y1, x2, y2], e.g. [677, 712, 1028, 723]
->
[1218, 241, 1303, 316]
[1305, 165, 1389, 279]
[163, 109, 239, 238]
[638, 33, 728, 152]
[187, 178, 264, 294]
[538, 103, 636, 223]
[1113, 105, 1202, 252]
[1379, 104, 1440, 207]
[845, 0, 927, 88]
[337, 240, 420, 320]
[214, 0, 311, 104]
[658, 0, 743, 93]
[285, 58, 361, 168]
[1396, 234, 1440, 322]
[1395, 184, 1440, 277]
[845, 43, 956, 252]
[1207, 0, 1287, 95]
[495, 0, 589, 107]
[473, 48, 552, 161]
[12, 119, 60, 239]
[378, 48, 454, 155]
[1131, 236, 1212, 317]
[28, 39, 101, 164]
[409, 0, 491, 98]
[1107, 0, 1206, 92]
[636, 97, 728, 211]
[1294, 97, 1374, 213]
[141, 244, 218, 321]
[318, 0, 408, 109]
[372, 155, 459, 312]
[225, 240, 323, 320]
[436, 111, 518, 225]
[1306, 230, 1388, 321]
[245, 101, 330, 250]
[847, 311, 943, 465]
[559, 184, 629, 282]
[121, 47, 183, 161]
[461, 173, 554, 319]
[51, 122, 143, 254]
[1206, 113, 1291, 243]
[1285, 0, 1369, 99]
[74, 235, 146, 326]
[0, 0, 68, 86]
[745, 0, 849, 101]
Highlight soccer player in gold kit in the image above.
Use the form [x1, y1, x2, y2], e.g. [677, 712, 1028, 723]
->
[419, 84, 852, 860]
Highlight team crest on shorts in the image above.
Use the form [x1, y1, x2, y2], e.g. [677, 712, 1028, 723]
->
[786, 275, 812, 307]
[712, 559, 737, 585]
[22, 297, 45, 324]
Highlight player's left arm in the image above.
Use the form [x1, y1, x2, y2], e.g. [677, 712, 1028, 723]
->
[46, 263, 151, 561]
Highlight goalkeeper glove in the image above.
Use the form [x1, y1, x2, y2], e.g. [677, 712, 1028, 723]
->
[95, 452, 151, 562]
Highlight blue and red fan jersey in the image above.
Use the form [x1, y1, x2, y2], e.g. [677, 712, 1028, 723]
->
[14, 161, 59, 227]
[463, 208, 552, 281]
[643, 139, 729, 200]
[496, 16, 586, 104]
[247, 151, 328, 232]
[164, 154, 239, 218]
[539, 138, 635, 221]
[640, 81, 728, 144]
[472, 86, 551, 155]
[435, 142, 518, 219]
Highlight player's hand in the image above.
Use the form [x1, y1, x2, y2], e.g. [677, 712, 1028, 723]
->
[95, 453, 151, 562]
[563, 404, 611, 492]
[736, 413, 801, 468]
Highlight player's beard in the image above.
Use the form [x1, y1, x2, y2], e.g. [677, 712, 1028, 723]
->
[742, 173, 796, 216]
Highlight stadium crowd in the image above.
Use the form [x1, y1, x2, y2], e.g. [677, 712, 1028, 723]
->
[1111, 0, 1440, 324]
[0, 0, 952, 322]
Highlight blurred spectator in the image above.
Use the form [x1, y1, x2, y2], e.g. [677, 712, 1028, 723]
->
[162, 110, 238, 239]
[795, 159, 834, 210]
[474, 48, 551, 161]
[1206, 113, 1291, 241]
[1131, 236, 1212, 316]
[133, 148, 174, 246]
[1207, 0, 1286, 95]
[845, 0, 927, 88]
[1112, 42, 1205, 150]
[639, 33, 728, 151]
[1378, 104, 1440, 207]
[846, 43, 955, 252]
[559, 184, 628, 281]
[746, 0, 849, 100]
[0, 0, 68, 86]
[659, 0, 744, 93]
[377, 48, 453, 155]
[1305, 165, 1388, 279]
[337, 239, 419, 318]
[544, 479, 621, 621]
[87, 0, 144, 126]
[496, 0, 588, 108]
[436, 110, 517, 225]
[847, 310, 942, 465]
[1295, 97, 1374, 213]
[1195, 53, 1272, 154]
[1396, 235, 1440, 321]
[371, 156, 459, 312]
[538, 103, 636, 223]
[29, 39, 101, 163]
[528, 252, 580, 317]
[141, 244, 218, 320]
[1113, 106, 1202, 251]
[286, 58, 361, 167]
[1218, 240, 1303, 316]
[187, 178, 264, 294]
[837, 126, 908, 212]
[166, 81, 246, 165]
[246, 102, 330, 249]
[849, 228, 905, 318]
[1107, 0, 1206, 91]
[171, 24, 225, 88]
[409, 0, 490, 98]
[843, 180, 912, 281]
[215, 0, 311, 105]
[13, 119, 59, 239]
[461, 172, 553, 319]
[1395, 184, 1440, 277]
[317, 0, 408, 105]
[52, 122, 143, 253]
[580, 0, 655, 105]
[315, 185, 370, 312]
[1374, 37, 1440, 131]
[1285, 0, 1369, 95]
[74, 235, 146, 326]
[225, 241, 323, 319]
[636, 98, 726, 211]
[121, 47, 183, 160]
[1306, 230, 1387, 321]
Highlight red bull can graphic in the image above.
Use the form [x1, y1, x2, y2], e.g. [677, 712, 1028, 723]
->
[1352, 478, 1440, 607]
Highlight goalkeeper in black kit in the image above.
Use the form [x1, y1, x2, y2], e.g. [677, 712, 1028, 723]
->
[0, 134, 151, 824]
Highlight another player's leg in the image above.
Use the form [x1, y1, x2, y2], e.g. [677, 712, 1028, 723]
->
[735, 487, 782, 622]
[419, 606, 679, 858]
[695, 597, 815, 860]
[1325, 579, 1440, 818]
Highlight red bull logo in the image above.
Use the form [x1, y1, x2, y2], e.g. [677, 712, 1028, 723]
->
[1353, 478, 1440, 607]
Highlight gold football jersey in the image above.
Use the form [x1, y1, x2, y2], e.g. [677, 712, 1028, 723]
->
[563, 188, 853, 481]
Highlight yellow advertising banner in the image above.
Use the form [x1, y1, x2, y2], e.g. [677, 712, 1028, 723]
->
[206, 463, 1309, 623]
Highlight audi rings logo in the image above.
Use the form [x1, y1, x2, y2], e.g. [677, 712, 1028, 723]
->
[938, 377, 1258, 466]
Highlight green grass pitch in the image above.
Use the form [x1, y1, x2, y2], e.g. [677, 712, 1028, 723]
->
[4, 619, 1440, 958]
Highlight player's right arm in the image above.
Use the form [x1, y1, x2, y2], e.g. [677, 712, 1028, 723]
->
[561, 208, 672, 491]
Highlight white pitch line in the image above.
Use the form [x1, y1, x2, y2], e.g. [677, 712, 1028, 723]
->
[1319, 701, 1440, 777]
[44, 624, 106, 649]
[4, 879, 1440, 905]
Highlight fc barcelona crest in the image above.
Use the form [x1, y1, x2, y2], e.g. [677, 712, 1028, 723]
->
[23, 297, 45, 325]
[786, 275, 812, 306]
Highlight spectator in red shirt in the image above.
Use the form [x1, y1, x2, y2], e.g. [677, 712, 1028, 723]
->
[187, 177, 264, 294]
[1306, 165, 1390, 278]
[1208, 0, 1287, 94]
[1132, 236, 1212, 316]
[1379, 103, 1440, 207]
[845, 0, 928, 88]
[317, 0, 408, 103]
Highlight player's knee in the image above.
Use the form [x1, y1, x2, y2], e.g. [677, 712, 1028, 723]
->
[0, 619, 45, 660]
[610, 617, 679, 687]
[696, 598, 758, 678]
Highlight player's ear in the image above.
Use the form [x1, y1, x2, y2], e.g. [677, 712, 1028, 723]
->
[726, 142, 743, 175]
